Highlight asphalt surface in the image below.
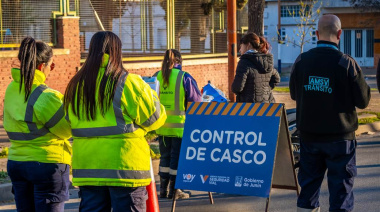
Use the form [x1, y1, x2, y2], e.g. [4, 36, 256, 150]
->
[0, 68, 378, 211]
[0, 132, 379, 212]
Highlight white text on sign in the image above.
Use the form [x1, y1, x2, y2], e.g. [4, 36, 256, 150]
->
[186, 130, 267, 165]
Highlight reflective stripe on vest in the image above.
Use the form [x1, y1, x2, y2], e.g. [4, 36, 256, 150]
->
[141, 100, 162, 127]
[173, 70, 185, 115]
[73, 169, 151, 179]
[6, 85, 65, 141]
[71, 72, 161, 137]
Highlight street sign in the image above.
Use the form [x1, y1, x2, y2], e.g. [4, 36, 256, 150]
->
[175, 102, 298, 201]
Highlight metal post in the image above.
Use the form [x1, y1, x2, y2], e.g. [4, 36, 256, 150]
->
[277, 0, 281, 73]
[171, 190, 178, 212]
[0, 0, 3, 45]
[208, 192, 214, 204]
[119, 0, 122, 39]
[227, 0, 237, 102]
[265, 197, 271, 212]
[278, 43, 281, 73]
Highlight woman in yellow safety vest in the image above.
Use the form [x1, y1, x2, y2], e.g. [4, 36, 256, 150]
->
[3, 37, 72, 211]
[64, 31, 166, 212]
[155, 49, 202, 199]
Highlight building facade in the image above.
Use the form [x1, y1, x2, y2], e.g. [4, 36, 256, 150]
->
[1, 0, 379, 114]
[264, 0, 380, 68]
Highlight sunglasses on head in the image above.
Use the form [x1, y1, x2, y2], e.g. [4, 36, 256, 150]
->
[38, 62, 55, 71]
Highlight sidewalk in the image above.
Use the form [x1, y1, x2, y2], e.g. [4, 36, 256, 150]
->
[1, 131, 379, 211]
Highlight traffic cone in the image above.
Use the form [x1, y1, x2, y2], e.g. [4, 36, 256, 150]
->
[146, 158, 160, 212]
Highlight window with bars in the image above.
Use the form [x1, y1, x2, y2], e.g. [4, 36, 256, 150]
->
[79, 0, 227, 57]
[280, 5, 311, 17]
[366, 29, 374, 57]
[0, 0, 60, 48]
[343, 30, 351, 55]
[355, 30, 363, 58]
[79, 0, 167, 55]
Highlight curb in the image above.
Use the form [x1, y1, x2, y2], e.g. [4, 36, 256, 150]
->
[356, 121, 380, 135]
[0, 122, 377, 203]
[0, 183, 13, 202]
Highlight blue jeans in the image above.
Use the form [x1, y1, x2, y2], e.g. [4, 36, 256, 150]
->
[7, 160, 70, 212]
[297, 140, 357, 212]
[78, 186, 147, 212]
[158, 136, 182, 180]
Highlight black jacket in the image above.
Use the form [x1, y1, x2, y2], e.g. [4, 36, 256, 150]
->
[289, 41, 371, 142]
[232, 52, 280, 103]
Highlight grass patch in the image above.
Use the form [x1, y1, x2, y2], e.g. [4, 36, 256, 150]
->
[0, 170, 10, 184]
[273, 87, 290, 92]
[357, 111, 380, 125]
[0, 147, 8, 158]
[370, 88, 377, 91]
[358, 118, 380, 125]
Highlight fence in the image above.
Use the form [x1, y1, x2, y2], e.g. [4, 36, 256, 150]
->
[1, 0, 250, 60]
[0, 0, 78, 48]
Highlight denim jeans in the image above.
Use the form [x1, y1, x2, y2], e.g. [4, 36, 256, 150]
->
[297, 140, 357, 212]
[78, 186, 147, 212]
[7, 160, 70, 212]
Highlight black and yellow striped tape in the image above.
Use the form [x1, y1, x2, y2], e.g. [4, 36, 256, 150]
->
[186, 102, 283, 117]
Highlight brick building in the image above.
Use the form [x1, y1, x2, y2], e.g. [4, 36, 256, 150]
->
[0, 0, 233, 115]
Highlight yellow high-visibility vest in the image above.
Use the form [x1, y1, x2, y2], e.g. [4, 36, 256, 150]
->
[68, 55, 167, 187]
[156, 68, 186, 138]
[4, 68, 72, 165]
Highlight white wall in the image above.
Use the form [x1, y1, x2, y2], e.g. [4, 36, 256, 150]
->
[264, 1, 318, 66]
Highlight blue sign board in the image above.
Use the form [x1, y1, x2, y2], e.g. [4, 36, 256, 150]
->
[176, 102, 283, 198]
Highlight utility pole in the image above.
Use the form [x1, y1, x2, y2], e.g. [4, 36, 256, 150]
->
[227, 0, 237, 102]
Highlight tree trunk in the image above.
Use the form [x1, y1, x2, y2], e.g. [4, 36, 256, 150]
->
[248, 0, 265, 36]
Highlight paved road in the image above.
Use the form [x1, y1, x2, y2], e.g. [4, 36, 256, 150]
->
[1, 133, 379, 212]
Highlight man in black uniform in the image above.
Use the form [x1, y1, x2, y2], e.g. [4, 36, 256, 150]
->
[290, 14, 371, 212]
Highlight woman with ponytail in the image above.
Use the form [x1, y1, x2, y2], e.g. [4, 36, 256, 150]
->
[3, 37, 72, 211]
[155, 49, 202, 200]
[232, 32, 280, 103]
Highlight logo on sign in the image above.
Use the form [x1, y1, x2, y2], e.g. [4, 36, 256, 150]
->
[235, 176, 243, 187]
[200, 175, 209, 184]
[182, 174, 196, 183]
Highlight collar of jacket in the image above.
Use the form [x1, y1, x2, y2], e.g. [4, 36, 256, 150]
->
[317, 40, 338, 48]
[244, 49, 258, 54]
[174, 64, 182, 70]
[11, 68, 46, 84]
